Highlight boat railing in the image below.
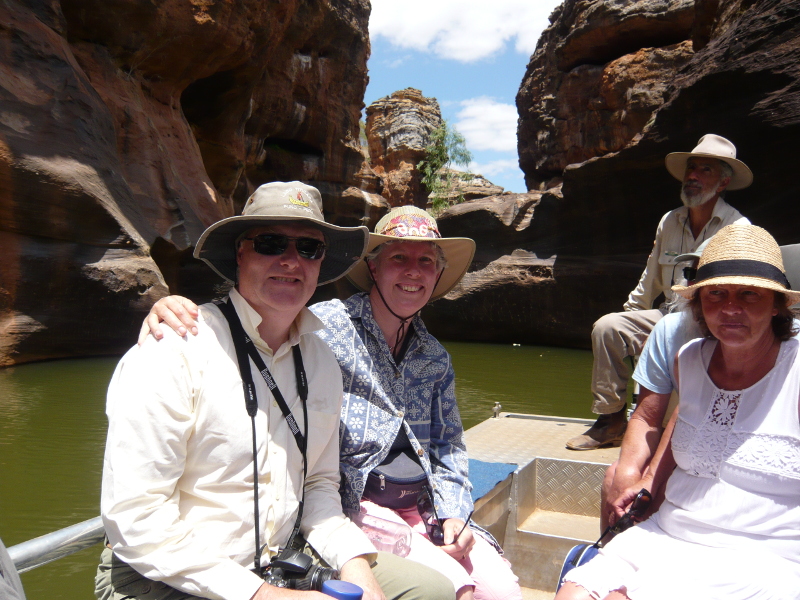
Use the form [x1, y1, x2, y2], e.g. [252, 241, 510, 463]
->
[7, 516, 104, 573]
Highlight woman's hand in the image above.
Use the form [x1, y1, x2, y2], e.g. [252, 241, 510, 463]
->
[603, 464, 644, 528]
[610, 480, 653, 523]
[138, 295, 200, 345]
[440, 518, 475, 561]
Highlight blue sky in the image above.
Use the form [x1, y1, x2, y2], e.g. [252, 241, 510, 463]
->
[364, 0, 564, 194]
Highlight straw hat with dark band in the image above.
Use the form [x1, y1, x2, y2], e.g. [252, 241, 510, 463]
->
[194, 181, 368, 285]
[347, 206, 476, 301]
[665, 134, 753, 190]
[672, 224, 800, 305]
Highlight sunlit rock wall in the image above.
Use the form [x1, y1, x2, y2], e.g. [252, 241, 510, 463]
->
[0, 0, 370, 365]
[429, 0, 800, 347]
[364, 88, 442, 207]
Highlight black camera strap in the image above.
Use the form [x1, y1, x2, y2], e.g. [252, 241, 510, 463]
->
[217, 299, 309, 571]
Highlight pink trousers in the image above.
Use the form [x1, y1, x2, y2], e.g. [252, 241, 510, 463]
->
[361, 500, 522, 600]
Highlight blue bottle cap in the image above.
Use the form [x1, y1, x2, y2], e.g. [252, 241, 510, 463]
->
[322, 580, 363, 600]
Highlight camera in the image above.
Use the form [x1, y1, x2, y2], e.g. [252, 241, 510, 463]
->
[262, 547, 339, 591]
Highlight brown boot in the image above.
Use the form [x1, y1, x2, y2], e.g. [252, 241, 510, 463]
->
[566, 406, 627, 450]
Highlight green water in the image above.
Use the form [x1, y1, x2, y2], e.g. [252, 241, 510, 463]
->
[0, 343, 594, 599]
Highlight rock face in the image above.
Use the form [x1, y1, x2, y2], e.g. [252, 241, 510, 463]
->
[424, 191, 642, 346]
[435, 170, 505, 205]
[0, 0, 371, 366]
[544, 0, 800, 258]
[518, 0, 695, 190]
[428, 0, 800, 347]
[364, 88, 442, 207]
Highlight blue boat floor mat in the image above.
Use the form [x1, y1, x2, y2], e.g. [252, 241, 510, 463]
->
[468, 459, 517, 502]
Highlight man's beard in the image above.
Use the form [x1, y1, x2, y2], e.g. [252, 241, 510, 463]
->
[680, 183, 718, 207]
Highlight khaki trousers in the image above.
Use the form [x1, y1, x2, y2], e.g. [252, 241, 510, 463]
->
[95, 546, 454, 600]
[590, 309, 664, 414]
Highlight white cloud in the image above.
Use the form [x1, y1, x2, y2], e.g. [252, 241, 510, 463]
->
[369, 0, 562, 62]
[455, 98, 518, 152]
[470, 159, 521, 177]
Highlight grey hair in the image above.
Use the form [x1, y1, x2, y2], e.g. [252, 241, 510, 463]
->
[718, 160, 733, 181]
[712, 159, 733, 199]
[365, 240, 448, 271]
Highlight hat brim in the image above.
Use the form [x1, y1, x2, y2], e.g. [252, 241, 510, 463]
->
[346, 233, 476, 301]
[194, 215, 368, 285]
[672, 275, 800, 305]
[665, 152, 753, 190]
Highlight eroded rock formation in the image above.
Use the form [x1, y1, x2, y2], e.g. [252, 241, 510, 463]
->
[364, 88, 442, 207]
[0, 0, 371, 366]
[430, 0, 800, 347]
[518, 0, 695, 190]
[438, 170, 505, 204]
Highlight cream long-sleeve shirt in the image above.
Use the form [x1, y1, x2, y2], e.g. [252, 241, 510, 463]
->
[623, 198, 749, 312]
[101, 289, 375, 600]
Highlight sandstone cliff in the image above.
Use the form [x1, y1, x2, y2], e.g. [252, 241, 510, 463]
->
[6, 0, 800, 361]
[364, 88, 442, 207]
[0, 0, 370, 365]
[424, 0, 800, 347]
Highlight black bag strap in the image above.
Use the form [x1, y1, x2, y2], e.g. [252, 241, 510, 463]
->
[217, 298, 309, 567]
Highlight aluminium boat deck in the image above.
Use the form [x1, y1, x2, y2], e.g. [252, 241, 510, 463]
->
[465, 413, 621, 599]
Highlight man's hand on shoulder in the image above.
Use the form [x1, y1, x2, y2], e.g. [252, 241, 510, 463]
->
[250, 583, 328, 600]
[340, 555, 385, 600]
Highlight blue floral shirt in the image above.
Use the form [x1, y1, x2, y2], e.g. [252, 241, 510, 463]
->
[311, 293, 473, 520]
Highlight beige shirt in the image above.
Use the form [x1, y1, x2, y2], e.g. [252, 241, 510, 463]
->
[101, 289, 374, 600]
[624, 198, 749, 311]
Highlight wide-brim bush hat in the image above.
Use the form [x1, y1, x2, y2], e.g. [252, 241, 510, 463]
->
[194, 181, 368, 285]
[672, 224, 800, 305]
[665, 134, 753, 190]
[347, 205, 475, 301]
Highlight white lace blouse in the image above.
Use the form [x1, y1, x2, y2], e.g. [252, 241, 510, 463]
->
[656, 337, 800, 564]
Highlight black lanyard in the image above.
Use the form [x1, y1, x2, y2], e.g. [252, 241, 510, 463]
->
[217, 299, 308, 571]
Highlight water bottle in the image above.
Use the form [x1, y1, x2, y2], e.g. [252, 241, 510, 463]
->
[349, 510, 413, 557]
[322, 580, 363, 600]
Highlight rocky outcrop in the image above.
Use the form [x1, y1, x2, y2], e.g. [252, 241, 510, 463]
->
[435, 170, 505, 205]
[364, 88, 442, 207]
[544, 0, 800, 258]
[518, 0, 695, 190]
[423, 190, 643, 346]
[0, 0, 371, 366]
[428, 0, 800, 347]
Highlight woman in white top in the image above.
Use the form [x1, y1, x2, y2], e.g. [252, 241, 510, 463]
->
[558, 224, 800, 600]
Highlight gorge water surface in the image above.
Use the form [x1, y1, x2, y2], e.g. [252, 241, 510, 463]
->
[0, 342, 595, 599]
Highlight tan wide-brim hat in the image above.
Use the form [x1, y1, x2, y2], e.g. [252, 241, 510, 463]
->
[347, 205, 476, 301]
[194, 181, 368, 285]
[665, 134, 753, 190]
[672, 224, 800, 305]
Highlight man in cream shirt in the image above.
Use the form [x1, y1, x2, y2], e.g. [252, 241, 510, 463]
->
[566, 135, 752, 450]
[97, 182, 453, 600]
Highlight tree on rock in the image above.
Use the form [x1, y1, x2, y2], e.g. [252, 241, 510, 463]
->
[418, 120, 473, 213]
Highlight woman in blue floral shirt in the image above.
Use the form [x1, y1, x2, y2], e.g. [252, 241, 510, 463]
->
[144, 207, 521, 600]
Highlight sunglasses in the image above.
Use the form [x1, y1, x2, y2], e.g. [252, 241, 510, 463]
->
[243, 234, 326, 260]
[594, 488, 652, 549]
[683, 266, 698, 282]
[416, 485, 445, 546]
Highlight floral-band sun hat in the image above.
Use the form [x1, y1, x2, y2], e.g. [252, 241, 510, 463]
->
[664, 134, 753, 190]
[194, 181, 368, 285]
[346, 205, 476, 301]
[672, 224, 800, 305]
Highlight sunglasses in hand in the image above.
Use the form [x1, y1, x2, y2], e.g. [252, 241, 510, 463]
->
[243, 234, 326, 260]
[416, 485, 445, 546]
[594, 488, 652, 549]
